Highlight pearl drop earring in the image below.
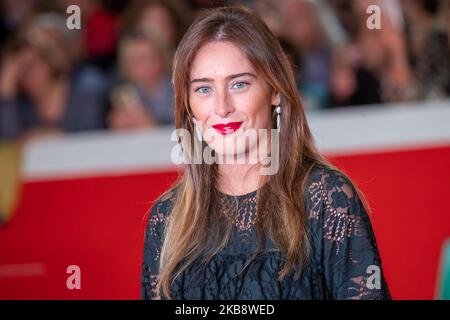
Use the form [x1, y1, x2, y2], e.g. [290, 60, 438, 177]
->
[275, 105, 281, 133]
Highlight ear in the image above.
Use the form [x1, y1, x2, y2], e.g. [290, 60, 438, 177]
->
[271, 91, 281, 106]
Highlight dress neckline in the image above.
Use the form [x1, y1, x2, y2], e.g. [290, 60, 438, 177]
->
[217, 189, 258, 201]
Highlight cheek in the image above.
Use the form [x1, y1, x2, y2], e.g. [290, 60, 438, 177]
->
[189, 95, 212, 121]
[127, 61, 155, 82]
[233, 92, 271, 128]
[124, 62, 140, 79]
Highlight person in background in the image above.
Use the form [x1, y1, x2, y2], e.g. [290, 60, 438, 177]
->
[329, 0, 415, 106]
[0, 13, 108, 142]
[107, 31, 174, 130]
[242, 0, 285, 38]
[328, 44, 382, 108]
[281, 0, 332, 110]
[0, 0, 40, 51]
[120, 0, 191, 52]
[402, 0, 450, 99]
[80, 0, 122, 72]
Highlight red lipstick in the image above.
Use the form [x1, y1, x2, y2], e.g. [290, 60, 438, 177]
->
[212, 121, 243, 135]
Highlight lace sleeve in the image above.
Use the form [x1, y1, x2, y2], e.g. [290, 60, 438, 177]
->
[141, 189, 175, 300]
[316, 169, 391, 300]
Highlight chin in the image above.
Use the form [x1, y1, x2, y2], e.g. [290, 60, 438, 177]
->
[208, 137, 258, 164]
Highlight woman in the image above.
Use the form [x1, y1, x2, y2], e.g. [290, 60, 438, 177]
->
[141, 6, 391, 300]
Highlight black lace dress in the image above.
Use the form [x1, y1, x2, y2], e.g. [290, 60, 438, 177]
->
[141, 166, 391, 300]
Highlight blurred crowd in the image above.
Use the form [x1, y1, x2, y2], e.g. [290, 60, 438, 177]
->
[0, 0, 449, 143]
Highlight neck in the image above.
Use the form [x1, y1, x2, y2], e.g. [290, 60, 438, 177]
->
[216, 128, 275, 195]
[217, 162, 261, 196]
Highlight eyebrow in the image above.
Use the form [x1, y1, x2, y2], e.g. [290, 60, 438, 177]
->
[189, 72, 257, 85]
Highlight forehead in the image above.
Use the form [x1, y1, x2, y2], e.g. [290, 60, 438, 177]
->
[189, 41, 256, 79]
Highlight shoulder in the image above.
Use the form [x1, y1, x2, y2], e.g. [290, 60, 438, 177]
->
[144, 186, 178, 238]
[305, 164, 368, 221]
[304, 165, 382, 261]
[153, 186, 177, 213]
[306, 164, 358, 199]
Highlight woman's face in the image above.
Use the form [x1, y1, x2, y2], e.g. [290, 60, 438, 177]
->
[188, 41, 280, 159]
[138, 4, 176, 45]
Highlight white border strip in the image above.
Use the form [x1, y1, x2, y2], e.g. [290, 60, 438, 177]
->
[309, 99, 450, 155]
[22, 127, 179, 181]
[22, 100, 450, 181]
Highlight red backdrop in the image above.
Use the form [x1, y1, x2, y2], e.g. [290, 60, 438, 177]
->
[0, 144, 449, 299]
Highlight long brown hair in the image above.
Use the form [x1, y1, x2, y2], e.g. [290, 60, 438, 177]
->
[155, 6, 349, 299]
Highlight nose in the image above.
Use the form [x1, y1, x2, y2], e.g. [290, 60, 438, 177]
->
[214, 89, 234, 118]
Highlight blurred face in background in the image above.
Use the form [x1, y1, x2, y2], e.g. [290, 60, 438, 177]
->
[121, 38, 166, 88]
[282, 0, 324, 51]
[17, 47, 55, 95]
[342, 0, 384, 72]
[137, 3, 176, 46]
[188, 41, 280, 159]
[357, 28, 386, 71]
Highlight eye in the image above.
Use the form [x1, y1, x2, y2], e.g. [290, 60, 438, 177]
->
[231, 81, 249, 90]
[195, 86, 211, 94]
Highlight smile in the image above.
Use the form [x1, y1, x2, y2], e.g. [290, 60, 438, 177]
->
[211, 121, 243, 135]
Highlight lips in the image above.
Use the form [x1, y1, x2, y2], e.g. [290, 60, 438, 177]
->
[212, 121, 243, 135]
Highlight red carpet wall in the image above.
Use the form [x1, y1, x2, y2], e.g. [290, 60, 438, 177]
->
[0, 101, 449, 299]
